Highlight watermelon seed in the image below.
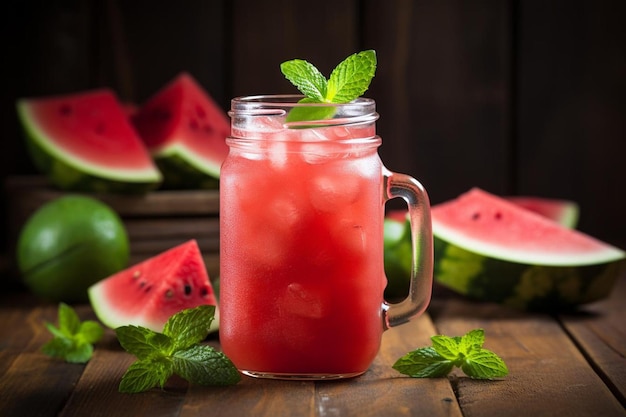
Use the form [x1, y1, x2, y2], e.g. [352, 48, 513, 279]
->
[189, 119, 199, 131]
[133, 271, 141, 279]
[59, 104, 72, 116]
[184, 283, 193, 296]
[195, 104, 206, 118]
[94, 122, 106, 135]
[200, 287, 209, 297]
[494, 211, 503, 220]
[472, 212, 481, 220]
[165, 289, 174, 299]
[150, 107, 171, 121]
[144, 285, 152, 293]
[202, 124, 214, 134]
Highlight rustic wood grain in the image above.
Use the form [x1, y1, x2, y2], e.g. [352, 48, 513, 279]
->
[430, 296, 626, 417]
[364, 0, 513, 206]
[559, 273, 626, 406]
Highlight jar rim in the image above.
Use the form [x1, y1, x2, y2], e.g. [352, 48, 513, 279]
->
[230, 95, 378, 127]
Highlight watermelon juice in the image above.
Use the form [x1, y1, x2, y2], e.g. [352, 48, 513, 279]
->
[220, 96, 433, 379]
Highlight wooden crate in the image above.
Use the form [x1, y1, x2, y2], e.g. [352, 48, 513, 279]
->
[4, 176, 221, 281]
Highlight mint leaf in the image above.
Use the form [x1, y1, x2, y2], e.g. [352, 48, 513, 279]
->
[173, 345, 241, 386]
[280, 50, 377, 123]
[431, 335, 461, 360]
[284, 98, 337, 124]
[392, 347, 454, 378]
[459, 328, 485, 355]
[462, 349, 509, 379]
[327, 50, 377, 103]
[394, 328, 508, 380]
[117, 306, 240, 393]
[42, 303, 103, 364]
[119, 359, 173, 394]
[280, 59, 327, 102]
[78, 320, 105, 344]
[163, 305, 215, 351]
[116, 325, 172, 360]
[58, 302, 81, 336]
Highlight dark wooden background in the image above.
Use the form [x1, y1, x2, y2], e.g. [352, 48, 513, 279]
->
[2, 0, 625, 253]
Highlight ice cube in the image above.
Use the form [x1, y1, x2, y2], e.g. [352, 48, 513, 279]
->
[281, 282, 330, 319]
[268, 140, 289, 169]
[308, 173, 361, 212]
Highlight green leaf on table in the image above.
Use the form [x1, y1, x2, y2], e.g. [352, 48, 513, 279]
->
[394, 328, 508, 380]
[41, 303, 104, 364]
[117, 306, 240, 393]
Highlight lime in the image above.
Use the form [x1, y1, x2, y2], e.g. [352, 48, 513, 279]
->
[17, 195, 130, 302]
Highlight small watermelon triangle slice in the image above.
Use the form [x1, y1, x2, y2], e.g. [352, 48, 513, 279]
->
[88, 240, 219, 333]
[132, 72, 230, 189]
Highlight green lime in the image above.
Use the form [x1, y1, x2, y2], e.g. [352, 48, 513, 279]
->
[17, 195, 130, 302]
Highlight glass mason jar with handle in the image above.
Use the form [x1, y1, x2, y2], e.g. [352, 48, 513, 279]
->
[219, 95, 432, 380]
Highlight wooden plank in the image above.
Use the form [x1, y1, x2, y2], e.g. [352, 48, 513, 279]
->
[180, 314, 461, 417]
[430, 297, 626, 417]
[516, 0, 626, 244]
[311, 314, 462, 417]
[5, 176, 220, 220]
[363, 0, 513, 208]
[559, 272, 626, 406]
[58, 331, 188, 417]
[230, 0, 359, 98]
[0, 302, 88, 417]
[124, 218, 220, 240]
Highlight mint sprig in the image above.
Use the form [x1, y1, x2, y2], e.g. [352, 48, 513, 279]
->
[42, 302, 104, 364]
[393, 328, 508, 379]
[116, 305, 240, 393]
[280, 50, 377, 122]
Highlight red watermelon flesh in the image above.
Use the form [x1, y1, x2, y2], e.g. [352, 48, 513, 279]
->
[88, 239, 218, 332]
[432, 188, 625, 266]
[387, 195, 579, 227]
[132, 72, 230, 180]
[17, 89, 161, 181]
[507, 196, 579, 229]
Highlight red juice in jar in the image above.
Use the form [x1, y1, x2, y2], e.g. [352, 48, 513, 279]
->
[220, 96, 433, 380]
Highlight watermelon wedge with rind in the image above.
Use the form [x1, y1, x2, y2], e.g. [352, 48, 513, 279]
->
[88, 240, 219, 333]
[433, 188, 623, 266]
[132, 72, 230, 189]
[17, 90, 162, 193]
[432, 188, 625, 310]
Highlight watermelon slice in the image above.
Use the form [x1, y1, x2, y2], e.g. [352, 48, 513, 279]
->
[88, 240, 219, 332]
[131, 72, 230, 189]
[384, 196, 579, 301]
[507, 196, 579, 229]
[17, 89, 162, 193]
[432, 188, 625, 310]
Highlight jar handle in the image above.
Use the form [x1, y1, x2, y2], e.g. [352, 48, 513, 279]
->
[382, 168, 433, 329]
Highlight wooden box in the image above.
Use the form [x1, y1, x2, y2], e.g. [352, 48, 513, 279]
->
[4, 176, 220, 281]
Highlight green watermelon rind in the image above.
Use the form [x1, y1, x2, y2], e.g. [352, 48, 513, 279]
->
[434, 236, 625, 311]
[152, 143, 220, 189]
[17, 101, 162, 193]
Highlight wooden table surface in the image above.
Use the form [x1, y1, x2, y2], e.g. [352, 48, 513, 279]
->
[1, 271, 625, 417]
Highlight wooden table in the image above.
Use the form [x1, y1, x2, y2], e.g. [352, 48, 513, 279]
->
[1, 272, 625, 417]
